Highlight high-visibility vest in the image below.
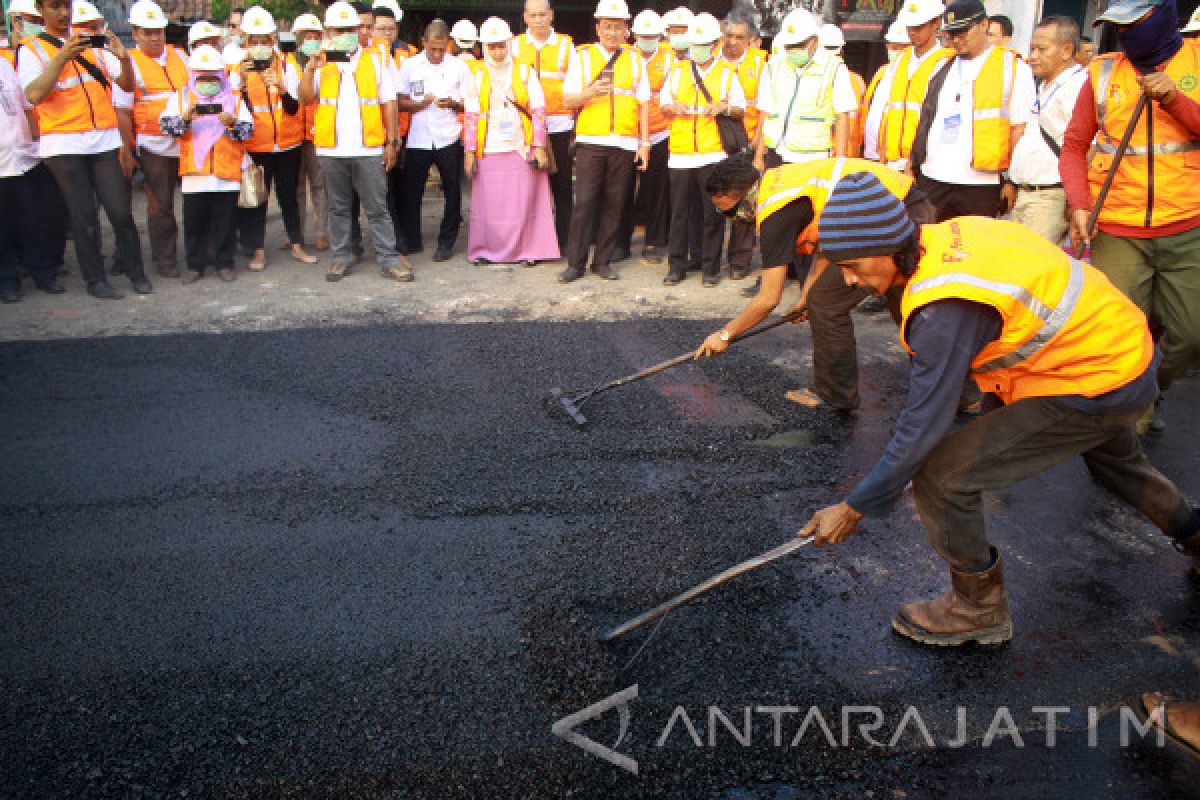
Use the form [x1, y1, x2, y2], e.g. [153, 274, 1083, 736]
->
[665, 58, 735, 156]
[880, 45, 953, 162]
[756, 157, 912, 254]
[900, 217, 1153, 405]
[21, 34, 118, 133]
[964, 46, 1020, 171]
[723, 47, 766, 142]
[130, 46, 189, 138]
[644, 44, 673, 136]
[760, 47, 840, 154]
[859, 63, 886, 157]
[313, 52, 386, 149]
[846, 68, 865, 157]
[470, 62, 534, 157]
[175, 88, 247, 182]
[285, 52, 317, 141]
[514, 32, 573, 117]
[1087, 43, 1200, 229]
[575, 44, 641, 138]
[242, 58, 304, 152]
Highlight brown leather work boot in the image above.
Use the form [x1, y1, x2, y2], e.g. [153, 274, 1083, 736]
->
[892, 548, 1013, 646]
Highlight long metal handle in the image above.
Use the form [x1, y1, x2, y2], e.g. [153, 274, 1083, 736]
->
[1087, 92, 1148, 241]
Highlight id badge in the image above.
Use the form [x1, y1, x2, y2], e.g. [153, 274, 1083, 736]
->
[941, 113, 961, 144]
[411, 79, 425, 98]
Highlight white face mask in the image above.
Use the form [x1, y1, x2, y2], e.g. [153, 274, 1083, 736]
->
[635, 36, 659, 55]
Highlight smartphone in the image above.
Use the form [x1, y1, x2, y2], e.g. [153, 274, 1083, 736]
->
[86, 33, 108, 48]
[278, 33, 296, 54]
[194, 103, 223, 115]
[325, 49, 350, 63]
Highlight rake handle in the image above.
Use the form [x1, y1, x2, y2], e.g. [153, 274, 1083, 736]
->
[1086, 89, 1149, 241]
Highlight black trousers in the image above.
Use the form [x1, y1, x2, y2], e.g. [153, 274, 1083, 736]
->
[138, 149, 180, 271]
[667, 163, 725, 279]
[385, 152, 407, 253]
[727, 219, 755, 272]
[43, 149, 144, 286]
[566, 143, 635, 271]
[236, 147, 304, 253]
[916, 175, 1003, 222]
[0, 167, 60, 291]
[617, 137, 669, 253]
[26, 162, 68, 270]
[183, 191, 238, 273]
[547, 130, 574, 250]
[402, 141, 463, 253]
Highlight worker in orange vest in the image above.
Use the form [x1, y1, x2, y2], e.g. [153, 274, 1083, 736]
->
[860, 20, 910, 163]
[287, 14, 330, 252]
[714, 172, 1200, 648]
[1061, 0, 1200, 436]
[114, 0, 187, 279]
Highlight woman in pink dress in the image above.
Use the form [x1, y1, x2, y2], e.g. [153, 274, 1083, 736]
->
[462, 17, 560, 267]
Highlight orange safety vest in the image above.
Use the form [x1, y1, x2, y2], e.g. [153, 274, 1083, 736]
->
[513, 31, 573, 118]
[242, 58, 304, 152]
[175, 88, 247, 182]
[756, 157, 913, 255]
[724, 47, 765, 143]
[880, 45, 953, 162]
[901, 217, 1153, 405]
[21, 34, 118, 133]
[643, 43, 673, 136]
[470, 62, 534, 157]
[285, 52, 317, 141]
[1087, 43, 1200, 229]
[313, 51, 386, 149]
[130, 46, 189, 138]
[575, 44, 640, 138]
[964, 46, 1020, 171]
[665, 57, 736, 156]
[859, 63, 886, 157]
[846, 68, 866, 157]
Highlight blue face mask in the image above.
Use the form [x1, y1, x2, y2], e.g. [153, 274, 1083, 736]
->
[1117, 0, 1183, 71]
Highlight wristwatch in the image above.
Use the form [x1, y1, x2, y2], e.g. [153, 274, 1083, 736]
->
[718, 329, 732, 343]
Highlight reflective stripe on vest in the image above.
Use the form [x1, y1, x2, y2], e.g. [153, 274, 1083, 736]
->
[131, 47, 188, 137]
[969, 46, 1016, 171]
[516, 33, 572, 117]
[880, 45, 953, 162]
[761, 49, 839, 155]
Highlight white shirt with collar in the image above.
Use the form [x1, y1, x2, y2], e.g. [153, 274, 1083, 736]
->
[0, 57, 38, 177]
[113, 48, 186, 158]
[17, 42, 124, 158]
[562, 44, 651, 152]
[659, 58, 746, 169]
[395, 51, 470, 150]
[312, 48, 395, 158]
[1007, 64, 1087, 187]
[510, 30, 574, 134]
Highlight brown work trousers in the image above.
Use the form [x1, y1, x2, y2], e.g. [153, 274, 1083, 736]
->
[912, 396, 1190, 572]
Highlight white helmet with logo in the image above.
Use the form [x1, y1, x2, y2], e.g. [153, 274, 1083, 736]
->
[774, 8, 819, 47]
[240, 6, 276, 35]
[594, 0, 631, 21]
[291, 13, 322, 34]
[631, 9, 664, 37]
[451, 18, 478, 43]
[897, 0, 946, 27]
[188, 20, 221, 44]
[323, 1, 360, 30]
[128, 0, 166, 29]
[687, 12, 721, 45]
[478, 17, 512, 44]
[884, 20, 910, 44]
[72, 1, 105, 25]
[189, 44, 224, 71]
[661, 6, 693, 29]
[5, 0, 38, 18]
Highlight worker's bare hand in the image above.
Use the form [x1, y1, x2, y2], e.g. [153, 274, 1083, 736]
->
[463, 151, 476, 178]
[695, 331, 729, 359]
[999, 182, 1016, 215]
[1139, 72, 1178, 104]
[751, 153, 765, 174]
[799, 501, 863, 546]
[635, 144, 650, 171]
[118, 146, 136, 178]
[704, 101, 727, 117]
[60, 35, 91, 62]
[1069, 208, 1091, 253]
[105, 31, 127, 59]
[217, 111, 235, 127]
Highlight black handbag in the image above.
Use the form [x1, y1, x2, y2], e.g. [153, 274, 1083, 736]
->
[690, 60, 749, 156]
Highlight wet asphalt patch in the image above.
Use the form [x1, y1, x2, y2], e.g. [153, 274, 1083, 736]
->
[2, 319, 1199, 798]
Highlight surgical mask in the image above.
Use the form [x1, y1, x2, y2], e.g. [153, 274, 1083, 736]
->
[669, 33, 688, 51]
[248, 45, 273, 62]
[635, 36, 659, 55]
[485, 51, 508, 67]
[688, 43, 713, 63]
[195, 80, 222, 97]
[299, 39, 321, 56]
[21, 21, 44, 37]
[785, 47, 812, 68]
[331, 32, 358, 52]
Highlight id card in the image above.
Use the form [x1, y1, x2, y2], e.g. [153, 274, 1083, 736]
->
[941, 113, 961, 144]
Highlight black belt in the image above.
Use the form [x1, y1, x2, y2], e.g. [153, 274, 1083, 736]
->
[1016, 183, 1063, 191]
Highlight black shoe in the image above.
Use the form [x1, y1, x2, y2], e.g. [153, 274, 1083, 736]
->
[523, 260, 537, 268]
[610, 247, 630, 264]
[739, 276, 761, 298]
[557, 265, 585, 283]
[405, 246, 424, 256]
[663, 271, 685, 286]
[87, 281, 124, 299]
[433, 246, 453, 262]
[593, 263, 617, 280]
[856, 295, 888, 313]
[36, 279, 66, 294]
[702, 274, 720, 288]
[472, 258, 492, 266]
[1, 288, 20, 303]
[640, 247, 664, 266]
[729, 266, 751, 280]
[131, 278, 153, 295]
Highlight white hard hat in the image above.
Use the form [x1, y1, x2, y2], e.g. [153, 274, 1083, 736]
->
[128, 0, 167, 29]
[1183, 6, 1200, 33]
[477, 17, 511, 44]
[291, 13, 322, 33]
[661, 6, 693, 29]
[188, 20, 221, 43]
[323, 1, 360, 29]
[594, 0, 630, 21]
[240, 6, 276, 35]
[72, 1, 105, 25]
[451, 18, 478, 43]
[631, 9, 664, 37]
[373, 0, 402, 19]
[819, 23, 844, 49]
[896, 0, 946, 27]
[687, 12, 721, 45]
[189, 44, 224, 71]
[884, 20, 910, 45]
[774, 8, 818, 47]
[6, 0, 38, 17]
[222, 42, 245, 66]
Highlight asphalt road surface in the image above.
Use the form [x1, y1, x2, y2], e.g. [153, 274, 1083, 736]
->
[3, 317, 1199, 798]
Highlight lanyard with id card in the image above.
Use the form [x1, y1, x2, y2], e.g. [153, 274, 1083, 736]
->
[940, 60, 965, 144]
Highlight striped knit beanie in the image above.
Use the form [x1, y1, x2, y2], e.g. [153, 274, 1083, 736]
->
[817, 172, 915, 262]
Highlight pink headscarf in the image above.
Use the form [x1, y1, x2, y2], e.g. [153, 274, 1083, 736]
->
[186, 69, 236, 172]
